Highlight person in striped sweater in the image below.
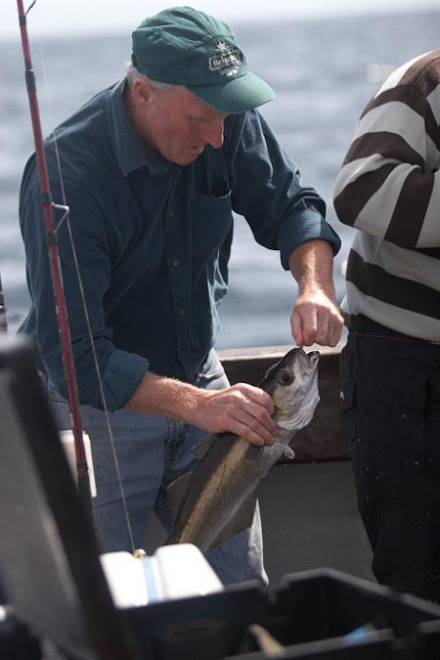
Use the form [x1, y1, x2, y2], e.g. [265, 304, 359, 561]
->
[334, 50, 440, 603]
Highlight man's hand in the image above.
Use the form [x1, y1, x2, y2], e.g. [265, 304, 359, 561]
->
[189, 383, 277, 446]
[127, 373, 277, 446]
[288, 239, 343, 347]
[291, 288, 343, 346]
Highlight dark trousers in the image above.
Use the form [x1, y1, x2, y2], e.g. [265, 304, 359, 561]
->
[340, 319, 440, 603]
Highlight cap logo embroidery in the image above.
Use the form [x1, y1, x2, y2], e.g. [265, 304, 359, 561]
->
[209, 42, 242, 77]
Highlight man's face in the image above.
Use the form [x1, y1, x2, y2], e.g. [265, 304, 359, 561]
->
[136, 84, 227, 166]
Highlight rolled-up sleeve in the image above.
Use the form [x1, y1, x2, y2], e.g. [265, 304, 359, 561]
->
[226, 110, 341, 268]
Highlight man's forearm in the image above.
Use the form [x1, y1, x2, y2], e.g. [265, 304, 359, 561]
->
[126, 370, 203, 422]
[288, 239, 336, 299]
[125, 370, 278, 446]
[288, 239, 343, 346]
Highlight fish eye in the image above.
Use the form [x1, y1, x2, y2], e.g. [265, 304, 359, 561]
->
[277, 368, 294, 386]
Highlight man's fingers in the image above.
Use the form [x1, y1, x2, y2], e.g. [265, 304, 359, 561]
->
[315, 307, 343, 346]
[242, 384, 275, 415]
[228, 412, 276, 446]
[329, 315, 344, 346]
[200, 384, 278, 446]
[229, 387, 277, 444]
[313, 308, 332, 345]
[291, 299, 343, 347]
[291, 309, 305, 346]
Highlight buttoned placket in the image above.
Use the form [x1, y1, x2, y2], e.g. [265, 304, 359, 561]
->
[165, 168, 193, 378]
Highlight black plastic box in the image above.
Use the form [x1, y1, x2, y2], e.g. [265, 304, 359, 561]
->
[122, 581, 270, 660]
[1, 338, 440, 659]
[230, 568, 440, 659]
[0, 608, 41, 660]
[122, 568, 440, 660]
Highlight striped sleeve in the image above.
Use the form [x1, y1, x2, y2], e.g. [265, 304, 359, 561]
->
[334, 51, 440, 249]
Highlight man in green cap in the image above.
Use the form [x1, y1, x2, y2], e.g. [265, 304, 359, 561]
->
[19, 6, 343, 584]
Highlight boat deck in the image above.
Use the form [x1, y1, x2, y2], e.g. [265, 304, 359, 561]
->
[144, 459, 373, 585]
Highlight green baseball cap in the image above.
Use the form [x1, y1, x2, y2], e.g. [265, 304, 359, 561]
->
[131, 6, 275, 114]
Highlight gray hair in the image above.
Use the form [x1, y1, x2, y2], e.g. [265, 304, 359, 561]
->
[126, 63, 176, 92]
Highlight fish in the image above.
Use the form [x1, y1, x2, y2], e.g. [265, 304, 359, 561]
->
[165, 347, 320, 552]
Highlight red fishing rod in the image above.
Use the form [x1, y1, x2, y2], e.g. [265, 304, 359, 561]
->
[16, 0, 93, 518]
[0, 270, 7, 335]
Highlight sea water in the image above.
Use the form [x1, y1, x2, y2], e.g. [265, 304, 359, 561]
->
[0, 8, 439, 347]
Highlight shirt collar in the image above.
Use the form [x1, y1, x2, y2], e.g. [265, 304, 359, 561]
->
[108, 78, 173, 176]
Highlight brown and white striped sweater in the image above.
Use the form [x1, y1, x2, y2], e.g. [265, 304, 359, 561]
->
[334, 50, 440, 342]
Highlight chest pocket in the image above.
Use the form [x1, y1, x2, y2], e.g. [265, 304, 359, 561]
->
[192, 190, 233, 257]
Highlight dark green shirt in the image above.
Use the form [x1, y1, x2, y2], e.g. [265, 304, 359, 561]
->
[19, 79, 340, 410]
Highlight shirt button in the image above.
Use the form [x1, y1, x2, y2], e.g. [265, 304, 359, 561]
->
[172, 259, 181, 267]
[178, 308, 185, 316]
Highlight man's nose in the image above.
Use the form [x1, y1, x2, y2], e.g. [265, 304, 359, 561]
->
[203, 120, 224, 150]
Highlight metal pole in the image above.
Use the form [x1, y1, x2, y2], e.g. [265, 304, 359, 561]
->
[0, 270, 7, 335]
[16, 0, 92, 518]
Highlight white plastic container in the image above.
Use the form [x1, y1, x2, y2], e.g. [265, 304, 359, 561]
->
[100, 544, 223, 608]
[60, 429, 97, 498]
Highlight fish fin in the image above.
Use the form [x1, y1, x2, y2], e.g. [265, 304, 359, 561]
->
[283, 446, 295, 460]
[191, 432, 237, 459]
[191, 435, 217, 459]
[167, 472, 194, 524]
[208, 494, 258, 550]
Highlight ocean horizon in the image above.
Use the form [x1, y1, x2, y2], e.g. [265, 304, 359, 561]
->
[1, 7, 439, 347]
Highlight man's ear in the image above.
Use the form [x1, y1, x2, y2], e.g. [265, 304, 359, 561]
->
[133, 79, 154, 106]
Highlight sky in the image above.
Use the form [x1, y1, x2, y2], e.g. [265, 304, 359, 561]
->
[2, 0, 439, 39]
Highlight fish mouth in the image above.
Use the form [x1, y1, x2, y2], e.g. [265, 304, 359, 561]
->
[307, 350, 320, 367]
[297, 347, 320, 369]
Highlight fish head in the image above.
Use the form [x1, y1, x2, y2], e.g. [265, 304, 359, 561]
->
[261, 348, 320, 431]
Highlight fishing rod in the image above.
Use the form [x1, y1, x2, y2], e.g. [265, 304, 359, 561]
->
[16, 0, 93, 519]
[0, 270, 7, 334]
